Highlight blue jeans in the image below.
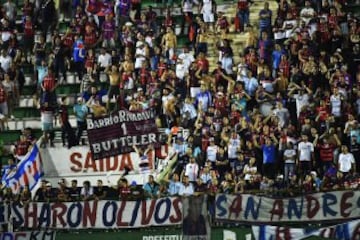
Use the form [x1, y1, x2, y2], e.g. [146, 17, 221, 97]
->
[284, 163, 295, 182]
[237, 9, 249, 29]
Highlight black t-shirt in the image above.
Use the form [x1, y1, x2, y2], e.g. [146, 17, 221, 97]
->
[94, 186, 108, 199]
[68, 187, 80, 201]
[35, 188, 47, 202]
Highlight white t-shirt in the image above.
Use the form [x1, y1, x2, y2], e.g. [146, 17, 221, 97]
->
[0, 55, 12, 72]
[206, 145, 218, 162]
[80, 187, 94, 197]
[202, 0, 213, 13]
[97, 53, 112, 68]
[41, 110, 54, 124]
[330, 94, 342, 117]
[244, 165, 257, 181]
[184, 163, 199, 182]
[338, 153, 355, 173]
[228, 138, 240, 159]
[178, 52, 195, 69]
[134, 47, 146, 69]
[183, 0, 194, 13]
[283, 149, 297, 163]
[176, 63, 187, 80]
[300, 7, 315, 24]
[179, 183, 194, 196]
[294, 93, 309, 117]
[298, 141, 314, 161]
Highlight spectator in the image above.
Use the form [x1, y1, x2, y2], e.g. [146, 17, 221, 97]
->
[254, 133, 278, 179]
[56, 178, 70, 202]
[258, 2, 272, 34]
[19, 185, 31, 206]
[80, 180, 94, 201]
[338, 145, 356, 176]
[13, 134, 32, 162]
[143, 174, 159, 199]
[179, 175, 194, 196]
[59, 97, 77, 148]
[72, 35, 86, 82]
[183, 156, 199, 183]
[0, 49, 12, 72]
[73, 97, 88, 145]
[165, 172, 183, 196]
[0, 81, 8, 130]
[68, 179, 81, 201]
[94, 179, 108, 200]
[283, 142, 296, 183]
[298, 134, 315, 178]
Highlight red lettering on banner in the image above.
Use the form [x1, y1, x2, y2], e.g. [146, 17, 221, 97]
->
[70, 152, 82, 172]
[24, 203, 38, 228]
[15, 232, 27, 240]
[141, 200, 156, 225]
[116, 201, 129, 226]
[275, 227, 291, 240]
[340, 191, 354, 218]
[320, 227, 335, 238]
[352, 224, 360, 240]
[270, 199, 284, 221]
[83, 201, 97, 227]
[169, 198, 182, 223]
[51, 203, 67, 227]
[228, 195, 242, 219]
[70, 152, 136, 172]
[84, 154, 98, 171]
[106, 157, 118, 171]
[306, 195, 320, 219]
[120, 154, 134, 170]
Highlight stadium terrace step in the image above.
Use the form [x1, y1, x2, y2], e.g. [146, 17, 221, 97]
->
[0, 129, 22, 144]
[22, 83, 82, 96]
[13, 106, 74, 119]
[7, 116, 78, 131]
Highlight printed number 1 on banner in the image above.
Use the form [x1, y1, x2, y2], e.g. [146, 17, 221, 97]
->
[121, 123, 127, 135]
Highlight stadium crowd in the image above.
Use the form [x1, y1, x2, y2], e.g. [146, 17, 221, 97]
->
[0, 0, 360, 202]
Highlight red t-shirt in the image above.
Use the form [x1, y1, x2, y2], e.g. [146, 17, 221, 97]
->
[42, 74, 56, 91]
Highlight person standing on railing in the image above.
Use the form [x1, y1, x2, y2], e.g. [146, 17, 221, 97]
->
[73, 97, 88, 145]
[59, 97, 77, 148]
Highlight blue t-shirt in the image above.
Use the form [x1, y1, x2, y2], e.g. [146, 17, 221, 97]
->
[262, 144, 276, 164]
[73, 104, 88, 122]
[73, 40, 85, 63]
[272, 50, 283, 69]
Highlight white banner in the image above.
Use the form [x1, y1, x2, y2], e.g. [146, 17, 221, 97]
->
[0, 231, 56, 240]
[252, 219, 360, 240]
[40, 145, 170, 180]
[11, 198, 182, 229]
[216, 191, 360, 223]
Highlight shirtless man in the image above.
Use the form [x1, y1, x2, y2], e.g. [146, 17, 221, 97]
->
[161, 27, 177, 62]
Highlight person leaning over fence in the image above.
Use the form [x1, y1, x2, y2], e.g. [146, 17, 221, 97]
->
[143, 174, 159, 199]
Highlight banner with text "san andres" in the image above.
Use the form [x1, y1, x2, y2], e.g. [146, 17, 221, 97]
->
[252, 219, 360, 240]
[215, 190, 360, 223]
[87, 109, 159, 160]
